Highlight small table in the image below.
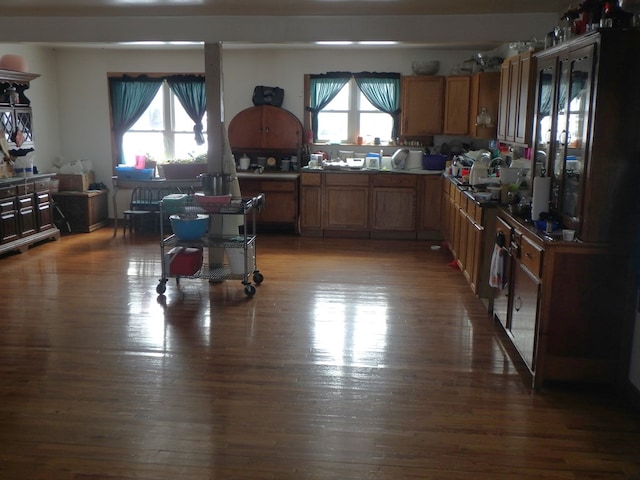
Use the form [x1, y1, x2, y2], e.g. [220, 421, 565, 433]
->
[111, 177, 201, 237]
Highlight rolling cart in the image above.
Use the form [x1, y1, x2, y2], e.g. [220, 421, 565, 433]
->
[156, 193, 265, 297]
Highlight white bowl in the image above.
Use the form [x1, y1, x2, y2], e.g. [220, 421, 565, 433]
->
[411, 60, 440, 75]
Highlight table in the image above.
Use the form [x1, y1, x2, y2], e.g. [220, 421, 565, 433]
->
[111, 177, 200, 237]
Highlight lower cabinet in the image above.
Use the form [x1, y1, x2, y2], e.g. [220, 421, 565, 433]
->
[299, 171, 442, 239]
[441, 177, 497, 300]
[509, 261, 540, 369]
[238, 174, 299, 233]
[371, 173, 416, 237]
[52, 190, 109, 233]
[0, 175, 60, 255]
[299, 173, 322, 234]
[494, 210, 637, 388]
[324, 173, 369, 235]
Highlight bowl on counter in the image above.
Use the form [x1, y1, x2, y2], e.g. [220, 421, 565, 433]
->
[473, 191, 493, 203]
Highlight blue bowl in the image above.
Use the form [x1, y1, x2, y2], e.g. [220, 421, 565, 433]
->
[169, 214, 209, 241]
[534, 220, 560, 231]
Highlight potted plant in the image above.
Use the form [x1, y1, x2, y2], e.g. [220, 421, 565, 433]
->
[159, 153, 208, 179]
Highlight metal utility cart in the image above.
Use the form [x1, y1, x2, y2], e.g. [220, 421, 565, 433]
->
[156, 193, 265, 297]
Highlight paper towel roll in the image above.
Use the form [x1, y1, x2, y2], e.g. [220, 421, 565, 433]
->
[531, 176, 551, 221]
[405, 150, 423, 170]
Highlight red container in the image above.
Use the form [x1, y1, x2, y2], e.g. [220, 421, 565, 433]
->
[165, 246, 203, 276]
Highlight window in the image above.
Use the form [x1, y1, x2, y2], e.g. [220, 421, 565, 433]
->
[316, 78, 393, 145]
[120, 81, 207, 165]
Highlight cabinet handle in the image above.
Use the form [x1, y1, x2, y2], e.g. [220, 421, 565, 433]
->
[525, 252, 532, 259]
[514, 296, 522, 312]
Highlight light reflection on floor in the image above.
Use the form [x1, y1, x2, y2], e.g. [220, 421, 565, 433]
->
[311, 292, 388, 368]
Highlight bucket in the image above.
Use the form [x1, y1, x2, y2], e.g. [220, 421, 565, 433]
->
[199, 173, 232, 196]
[226, 243, 255, 275]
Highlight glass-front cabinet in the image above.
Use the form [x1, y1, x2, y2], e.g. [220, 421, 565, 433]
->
[530, 29, 640, 243]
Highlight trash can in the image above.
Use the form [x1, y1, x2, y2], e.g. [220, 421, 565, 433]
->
[226, 243, 255, 275]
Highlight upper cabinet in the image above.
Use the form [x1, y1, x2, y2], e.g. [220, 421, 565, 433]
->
[531, 29, 640, 244]
[497, 52, 536, 146]
[468, 72, 500, 139]
[443, 75, 471, 135]
[228, 105, 302, 151]
[400, 75, 445, 137]
[0, 69, 39, 149]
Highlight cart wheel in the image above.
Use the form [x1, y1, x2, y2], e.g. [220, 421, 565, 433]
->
[244, 284, 256, 297]
[253, 271, 264, 284]
[156, 280, 167, 294]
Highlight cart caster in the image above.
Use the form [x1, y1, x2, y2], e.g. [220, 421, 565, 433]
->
[156, 279, 167, 294]
[244, 284, 256, 297]
[253, 271, 264, 284]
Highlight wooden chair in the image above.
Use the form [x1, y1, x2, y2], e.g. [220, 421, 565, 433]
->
[122, 187, 152, 237]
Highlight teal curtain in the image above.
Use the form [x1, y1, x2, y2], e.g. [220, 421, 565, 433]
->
[167, 75, 206, 145]
[306, 72, 350, 142]
[109, 75, 163, 164]
[354, 72, 401, 140]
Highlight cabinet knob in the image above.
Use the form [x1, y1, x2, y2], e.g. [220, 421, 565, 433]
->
[514, 296, 522, 312]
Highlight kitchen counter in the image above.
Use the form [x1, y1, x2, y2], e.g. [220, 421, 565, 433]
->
[0, 173, 56, 186]
[301, 166, 443, 175]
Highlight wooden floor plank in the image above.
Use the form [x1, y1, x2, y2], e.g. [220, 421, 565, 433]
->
[1, 229, 639, 479]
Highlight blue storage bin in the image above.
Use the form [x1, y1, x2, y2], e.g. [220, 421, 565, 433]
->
[116, 166, 154, 180]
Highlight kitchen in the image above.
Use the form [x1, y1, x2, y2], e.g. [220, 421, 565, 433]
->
[1, 1, 639, 390]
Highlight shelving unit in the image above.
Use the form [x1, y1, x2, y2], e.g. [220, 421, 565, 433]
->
[156, 194, 265, 297]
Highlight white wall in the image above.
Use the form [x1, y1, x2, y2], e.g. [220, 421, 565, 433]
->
[49, 45, 477, 195]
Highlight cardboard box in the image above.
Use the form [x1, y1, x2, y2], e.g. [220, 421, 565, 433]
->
[56, 172, 95, 191]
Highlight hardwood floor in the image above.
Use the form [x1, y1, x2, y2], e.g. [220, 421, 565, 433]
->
[1, 228, 640, 479]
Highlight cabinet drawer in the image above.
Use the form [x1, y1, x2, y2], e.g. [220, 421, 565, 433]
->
[325, 173, 369, 186]
[261, 180, 295, 192]
[33, 179, 51, 192]
[0, 186, 16, 199]
[17, 194, 33, 209]
[301, 173, 321, 186]
[36, 191, 50, 205]
[1, 198, 16, 213]
[16, 184, 35, 195]
[372, 174, 417, 188]
[520, 235, 543, 278]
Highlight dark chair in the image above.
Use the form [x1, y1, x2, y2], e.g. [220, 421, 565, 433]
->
[122, 187, 152, 237]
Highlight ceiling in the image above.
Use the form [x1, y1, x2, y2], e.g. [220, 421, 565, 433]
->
[1, 0, 567, 17]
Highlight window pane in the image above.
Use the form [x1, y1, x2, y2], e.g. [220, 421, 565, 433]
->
[360, 112, 393, 144]
[359, 92, 378, 112]
[173, 95, 207, 133]
[173, 133, 208, 160]
[122, 131, 165, 165]
[317, 112, 348, 143]
[130, 88, 164, 131]
[325, 83, 349, 111]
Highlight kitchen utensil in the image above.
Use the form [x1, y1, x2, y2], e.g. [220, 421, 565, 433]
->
[199, 173, 232, 196]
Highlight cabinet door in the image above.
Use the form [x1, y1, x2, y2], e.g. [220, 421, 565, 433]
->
[0, 198, 18, 243]
[228, 107, 263, 149]
[262, 106, 302, 150]
[532, 54, 560, 178]
[466, 219, 483, 293]
[35, 191, 53, 231]
[514, 52, 535, 145]
[371, 187, 416, 232]
[400, 76, 445, 136]
[417, 175, 442, 233]
[497, 60, 510, 141]
[444, 75, 471, 135]
[557, 44, 595, 231]
[300, 185, 322, 230]
[510, 263, 540, 371]
[324, 174, 369, 231]
[17, 194, 36, 237]
[505, 56, 521, 142]
[469, 72, 500, 139]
